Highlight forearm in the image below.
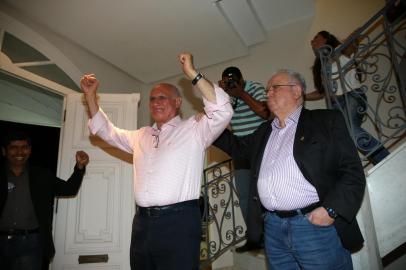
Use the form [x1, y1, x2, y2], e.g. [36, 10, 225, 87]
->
[55, 165, 85, 196]
[305, 90, 325, 101]
[194, 73, 216, 103]
[213, 129, 251, 160]
[88, 109, 135, 154]
[213, 129, 235, 157]
[239, 91, 270, 119]
[179, 53, 216, 103]
[84, 92, 100, 117]
[196, 85, 233, 148]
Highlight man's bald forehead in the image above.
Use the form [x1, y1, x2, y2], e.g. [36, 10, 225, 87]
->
[151, 83, 181, 97]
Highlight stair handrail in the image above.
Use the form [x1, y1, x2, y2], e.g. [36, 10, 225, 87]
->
[199, 159, 246, 269]
[318, 0, 406, 163]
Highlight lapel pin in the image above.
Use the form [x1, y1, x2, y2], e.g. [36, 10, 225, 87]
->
[300, 136, 305, 141]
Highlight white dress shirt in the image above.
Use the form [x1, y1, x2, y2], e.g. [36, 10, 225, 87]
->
[88, 86, 233, 207]
[257, 106, 319, 211]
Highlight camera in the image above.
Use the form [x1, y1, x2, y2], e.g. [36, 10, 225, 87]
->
[225, 73, 237, 89]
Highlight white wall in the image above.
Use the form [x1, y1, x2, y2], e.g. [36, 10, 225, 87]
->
[0, 2, 152, 127]
[161, 0, 384, 115]
[0, 0, 385, 128]
[160, 0, 385, 165]
[0, 3, 145, 92]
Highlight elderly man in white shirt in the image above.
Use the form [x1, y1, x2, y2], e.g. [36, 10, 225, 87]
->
[80, 53, 233, 270]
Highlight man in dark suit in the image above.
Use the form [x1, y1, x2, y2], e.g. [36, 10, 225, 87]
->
[0, 130, 89, 270]
[214, 69, 365, 269]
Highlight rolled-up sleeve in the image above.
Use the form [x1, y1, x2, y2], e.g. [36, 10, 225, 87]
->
[203, 85, 232, 118]
[88, 109, 109, 135]
[88, 108, 136, 154]
[196, 85, 233, 148]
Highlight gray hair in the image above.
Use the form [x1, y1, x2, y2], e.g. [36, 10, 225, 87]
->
[274, 69, 307, 93]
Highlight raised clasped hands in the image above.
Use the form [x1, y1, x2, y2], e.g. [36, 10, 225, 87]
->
[75, 150, 89, 170]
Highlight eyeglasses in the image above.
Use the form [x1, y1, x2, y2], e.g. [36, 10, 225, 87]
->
[265, 84, 296, 93]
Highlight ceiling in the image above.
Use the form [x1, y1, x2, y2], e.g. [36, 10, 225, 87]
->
[3, 0, 315, 84]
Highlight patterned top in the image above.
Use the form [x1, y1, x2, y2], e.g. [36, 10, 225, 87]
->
[257, 106, 319, 211]
[230, 80, 267, 137]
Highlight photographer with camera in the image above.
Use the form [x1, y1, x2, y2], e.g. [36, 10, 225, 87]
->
[217, 66, 270, 252]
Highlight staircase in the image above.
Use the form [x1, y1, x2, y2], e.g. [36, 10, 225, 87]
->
[352, 141, 406, 270]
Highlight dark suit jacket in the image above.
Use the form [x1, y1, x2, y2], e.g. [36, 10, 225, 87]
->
[214, 108, 366, 251]
[0, 164, 85, 259]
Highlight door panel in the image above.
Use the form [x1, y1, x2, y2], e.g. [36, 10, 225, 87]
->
[52, 93, 139, 270]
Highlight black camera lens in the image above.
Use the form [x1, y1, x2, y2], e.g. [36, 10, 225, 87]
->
[226, 73, 236, 88]
[226, 79, 236, 88]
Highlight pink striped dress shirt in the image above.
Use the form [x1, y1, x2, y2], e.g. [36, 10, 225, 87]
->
[88, 86, 233, 207]
[257, 106, 320, 211]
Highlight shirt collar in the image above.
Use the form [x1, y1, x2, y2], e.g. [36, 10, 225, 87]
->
[7, 164, 29, 177]
[272, 105, 303, 129]
[244, 80, 251, 90]
[289, 105, 303, 124]
[150, 115, 181, 133]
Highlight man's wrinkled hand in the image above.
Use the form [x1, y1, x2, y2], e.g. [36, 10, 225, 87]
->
[307, 207, 335, 226]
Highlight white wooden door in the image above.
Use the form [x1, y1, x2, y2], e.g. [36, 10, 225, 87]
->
[52, 93, 140, 270]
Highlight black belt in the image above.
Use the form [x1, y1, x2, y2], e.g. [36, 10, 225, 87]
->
[269, 202, 321, 218]
[137, 199, 198, 218]
[0, 228, 39, 236]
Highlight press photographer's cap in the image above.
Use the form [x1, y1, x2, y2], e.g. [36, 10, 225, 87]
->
[222, 66, 242, 80]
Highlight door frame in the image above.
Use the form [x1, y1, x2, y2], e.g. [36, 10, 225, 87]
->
[1, 52, 76, 269]
[0, 50, 77, 190]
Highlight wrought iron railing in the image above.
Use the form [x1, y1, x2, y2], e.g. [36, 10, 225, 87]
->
[199, 159, 246, 269]
[319, 0, 406, 163]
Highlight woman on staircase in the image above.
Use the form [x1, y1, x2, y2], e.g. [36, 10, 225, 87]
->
[305, 30, 389, 165]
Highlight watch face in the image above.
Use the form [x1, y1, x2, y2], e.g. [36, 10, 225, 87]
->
[327, 207, 337, 219]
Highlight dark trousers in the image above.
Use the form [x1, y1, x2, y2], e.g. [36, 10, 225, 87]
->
[246, 182, 265, 245]
[0, 233, 43, 270]
[130, 200, 201, 270]
[233, 158, 264, 245]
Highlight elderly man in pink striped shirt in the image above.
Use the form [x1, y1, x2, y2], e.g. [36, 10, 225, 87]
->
[80, 53, 233, 270]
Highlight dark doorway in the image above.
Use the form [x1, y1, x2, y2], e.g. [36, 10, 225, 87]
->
[0, 120, 60, 270]
[0, 120, 60, 173]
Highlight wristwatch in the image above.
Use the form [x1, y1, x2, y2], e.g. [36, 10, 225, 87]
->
[192, 73, 203, 85]
[325, 207, 338, 219]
